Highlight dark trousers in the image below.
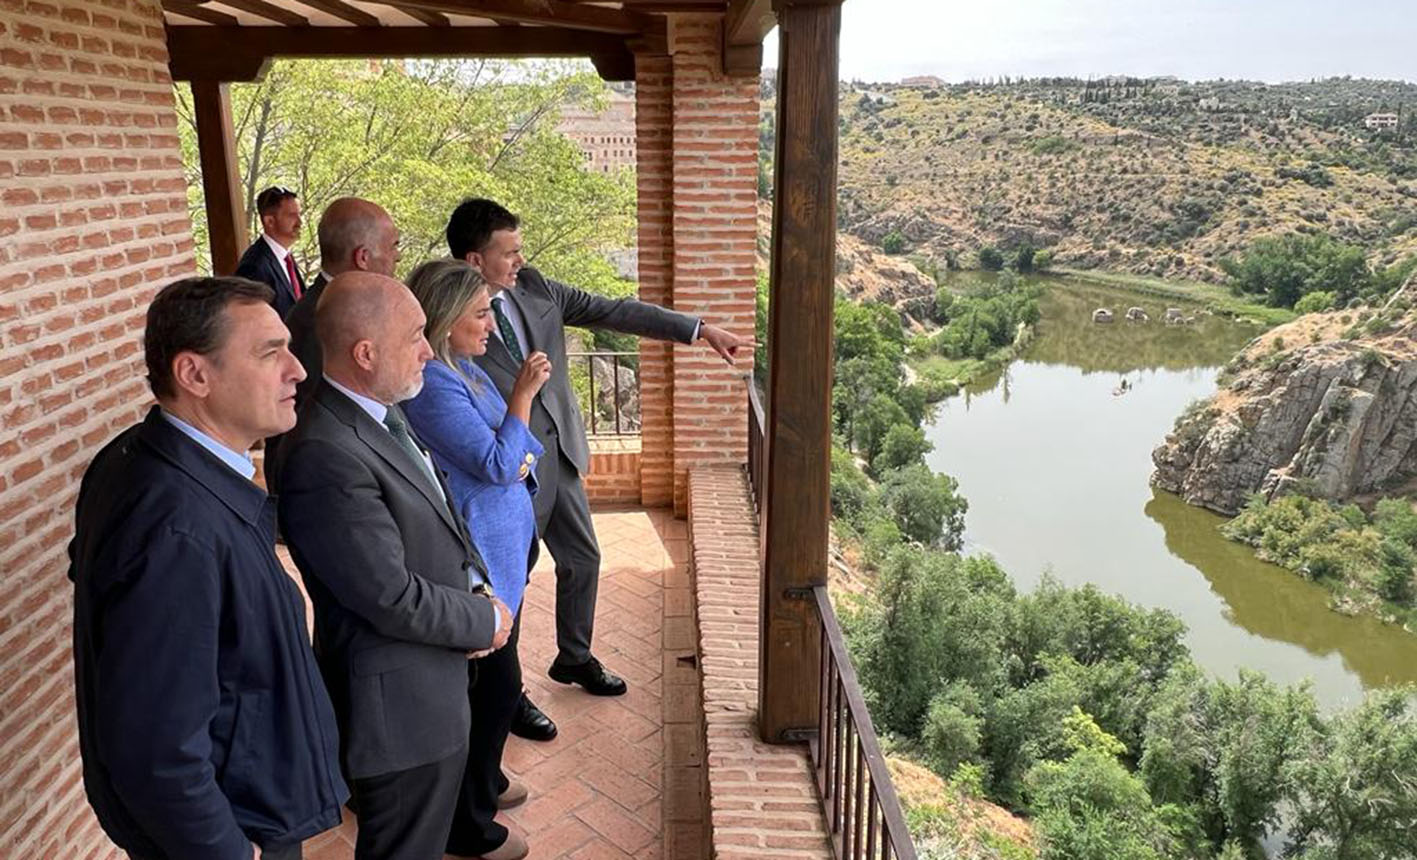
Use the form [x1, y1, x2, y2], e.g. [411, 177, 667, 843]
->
[445, 612, 523, 856]
[350, 749, 465, 860]
[132, 845, 301, 860]
[535, 449, 602, 666]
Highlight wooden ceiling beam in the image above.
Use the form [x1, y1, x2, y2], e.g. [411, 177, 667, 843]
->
[212, 0, 310, 25]
[168, 24, 632, 81]
[377, 0, 655, 34]
[724, 0, 772, 45]
[367, 0, 451, 26]
[164, 1, 241, 25]
[292, 0, 382, 26]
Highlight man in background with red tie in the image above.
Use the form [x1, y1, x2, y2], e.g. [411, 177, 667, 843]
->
[236, 185, 306, 318]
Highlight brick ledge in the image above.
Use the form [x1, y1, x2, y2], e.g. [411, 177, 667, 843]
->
[687, 465, 832, 859]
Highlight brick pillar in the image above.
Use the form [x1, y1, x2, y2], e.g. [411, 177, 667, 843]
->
[0, 0, 196, 854]
[635, 48, 675, 508]
[667, 14, 759, 515]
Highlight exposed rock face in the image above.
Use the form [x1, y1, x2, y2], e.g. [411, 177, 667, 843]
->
[1151, 312, 1417, 515]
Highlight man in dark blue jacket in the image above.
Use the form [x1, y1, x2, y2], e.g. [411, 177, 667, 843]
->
[69, 276, 347, 860]
[236, 186, 307, 318]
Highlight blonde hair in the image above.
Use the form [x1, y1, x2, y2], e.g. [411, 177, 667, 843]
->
[404, 258, 488, 387]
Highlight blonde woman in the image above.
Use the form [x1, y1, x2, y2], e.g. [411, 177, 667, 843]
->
[402, 258, 548, 860]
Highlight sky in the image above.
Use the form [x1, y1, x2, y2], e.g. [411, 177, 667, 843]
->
[761, 0, 1417, 84]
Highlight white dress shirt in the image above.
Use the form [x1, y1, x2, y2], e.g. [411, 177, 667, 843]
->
[323, 376, 444, 500]
[261, 233, 297, 290]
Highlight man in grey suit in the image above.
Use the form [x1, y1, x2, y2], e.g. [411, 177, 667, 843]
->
[447, 199, 751, 736]
[276, 272, 523, 860]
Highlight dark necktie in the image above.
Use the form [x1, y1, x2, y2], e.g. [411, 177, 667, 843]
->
[382, 406, 442, 500]
[285, 253, 302, 299]
[492, 296, 525, 364]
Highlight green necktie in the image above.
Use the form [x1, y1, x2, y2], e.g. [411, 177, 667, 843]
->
[382, 406, 443, 501]
[492, 296, 525, 364]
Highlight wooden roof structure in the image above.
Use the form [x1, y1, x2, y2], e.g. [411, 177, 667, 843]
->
[162, 0, 778, 81]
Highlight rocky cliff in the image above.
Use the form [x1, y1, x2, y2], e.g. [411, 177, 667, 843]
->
[1151, 310, 1417, 514]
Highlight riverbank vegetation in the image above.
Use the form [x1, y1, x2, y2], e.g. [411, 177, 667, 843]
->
[827, 297, 1417, 859]
[1221, 492, 1417, 631]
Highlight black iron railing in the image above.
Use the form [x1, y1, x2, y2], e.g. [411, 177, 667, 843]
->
[568, 350, 640, 436]
[742, 381, 917, 860]
[745, 374, 766, 510]
[812, 585, 917, 860]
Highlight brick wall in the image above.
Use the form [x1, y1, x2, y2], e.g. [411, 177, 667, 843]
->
[0, 0, 193, 854]
[687, 465, 832, 859]
[582, 438, 642, 505]
[667, 16, 759, 515]
[634, 50, 675, 509]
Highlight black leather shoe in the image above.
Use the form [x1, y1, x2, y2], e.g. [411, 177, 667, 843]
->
[510, 695, 558, 742]
[548, 656, 627, 696]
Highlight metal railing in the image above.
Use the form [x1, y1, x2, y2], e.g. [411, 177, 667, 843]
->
[745, 374, 766, 511]
[812, 585, 917, 860]
[568, 350, 640, 436]
[742, 381, 917, 860]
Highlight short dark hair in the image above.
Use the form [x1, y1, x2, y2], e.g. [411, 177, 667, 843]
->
[256, 185, 298, 218]
[145, 277, 274, 399]
[446, 198, 519, 259]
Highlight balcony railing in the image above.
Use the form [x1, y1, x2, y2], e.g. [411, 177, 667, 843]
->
[813, 584, 917, 860]
[745, 374, 765, 512]
[568, 350, 640, 437]
[743, 380, 918, 860]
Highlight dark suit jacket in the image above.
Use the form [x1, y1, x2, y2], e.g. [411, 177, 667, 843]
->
[277, 382, 499, 779]
[235, 236, 305, 319]
[69, 409, 346, 859]
[263, 273, 326, 496]
[473, 266, 698, 479]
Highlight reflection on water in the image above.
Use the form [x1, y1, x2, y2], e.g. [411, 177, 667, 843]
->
[926, 278, 1417, 708]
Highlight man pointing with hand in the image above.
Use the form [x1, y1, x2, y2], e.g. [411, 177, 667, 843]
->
[446, 198, 752, 742]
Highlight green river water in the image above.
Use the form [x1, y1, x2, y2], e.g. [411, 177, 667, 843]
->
[925, 275, 1417, 708]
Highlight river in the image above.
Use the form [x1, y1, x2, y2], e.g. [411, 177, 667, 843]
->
[925, 275, 1417, 709]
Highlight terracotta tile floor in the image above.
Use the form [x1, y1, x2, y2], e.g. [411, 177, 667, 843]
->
[290, 506, 698, 860]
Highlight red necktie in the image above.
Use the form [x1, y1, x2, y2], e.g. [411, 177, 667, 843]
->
[285, 254, 302, 299]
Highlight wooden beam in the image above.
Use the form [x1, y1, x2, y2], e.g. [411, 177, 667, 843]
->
[164, 0, 240, 25]
[370, 0, 450, 26]
[378, 0, 655, 33]
[213, 0, 310, 25]
[758, 0, 842, 743]
[168, 25, 630, 81]
[293, 0, 381, 26]
[589, 50, 635, 82]
[190, 81, 249, 275]
[724, 0, 773, 45]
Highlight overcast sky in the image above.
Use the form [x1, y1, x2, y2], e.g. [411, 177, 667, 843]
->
[762, 0, 1417, 84]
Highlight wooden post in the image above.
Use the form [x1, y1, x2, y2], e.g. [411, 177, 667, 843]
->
[190, 81, 248, 275]
[758, 0, 841, 743]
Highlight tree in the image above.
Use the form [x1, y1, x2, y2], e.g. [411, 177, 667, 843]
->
[1285, 689, 1417, 860]
[979, 245, 1006, 271]
[872, 423, 933, 476]
[880, 464, 967, 548]
[175, 59, 635, 292]
[882, 230, 906, 254]
[1220, 234, 1371, 308]
[1014, 242, 1036, 273]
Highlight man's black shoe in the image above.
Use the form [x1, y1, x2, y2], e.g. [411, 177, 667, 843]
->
[510, 694, 558, 742]
[548, 656, 627, 696]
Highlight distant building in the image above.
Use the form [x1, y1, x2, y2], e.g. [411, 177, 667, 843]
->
[900, 75, 943, 88]
[1364, 112, 1399, 130]
[557, 89, 636, 173]
[1198, 96, 1224, 111]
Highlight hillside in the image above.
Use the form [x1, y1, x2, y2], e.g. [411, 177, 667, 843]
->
[764, 78, 1417, 284]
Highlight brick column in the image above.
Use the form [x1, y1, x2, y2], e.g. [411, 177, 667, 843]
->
[0, 0, 196, 854]
[667, 14, 759, 515]
[634, 48, 675, 508]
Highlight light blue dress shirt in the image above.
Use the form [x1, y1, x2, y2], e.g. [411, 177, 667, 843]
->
[160, 410, 257, 480]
